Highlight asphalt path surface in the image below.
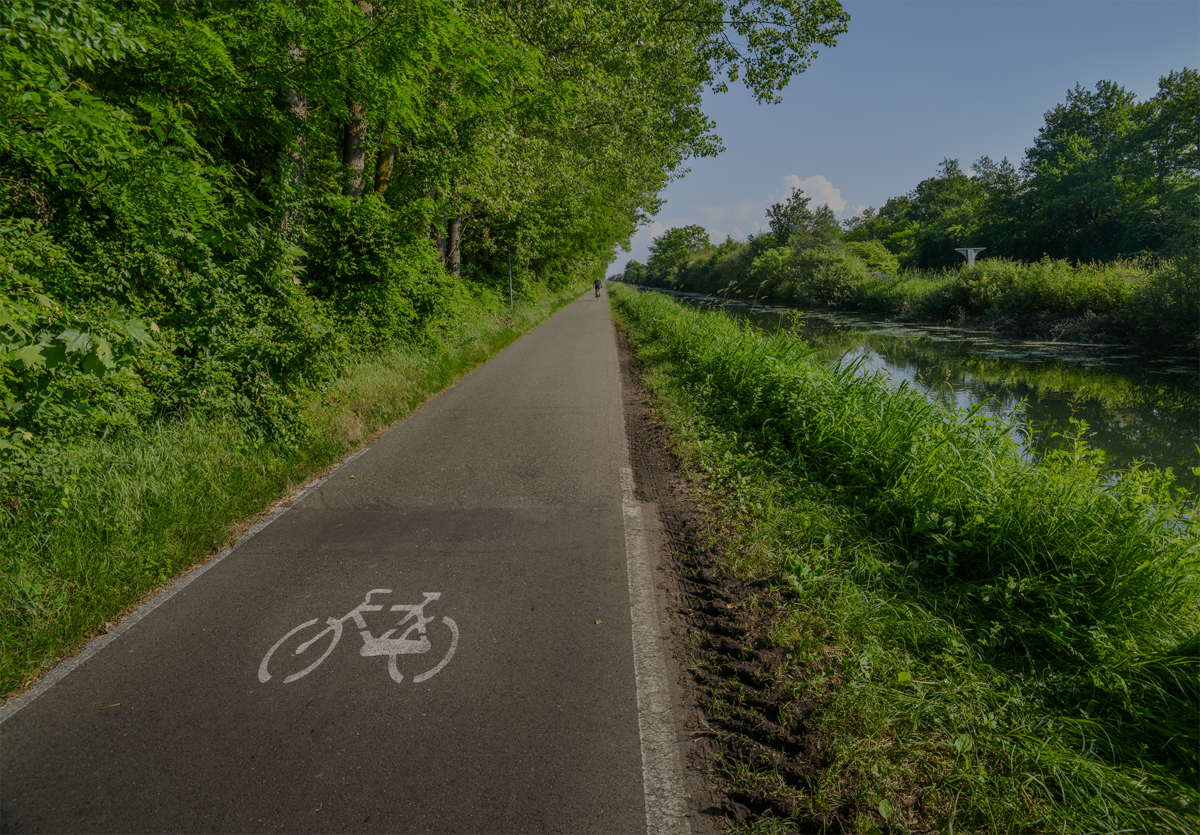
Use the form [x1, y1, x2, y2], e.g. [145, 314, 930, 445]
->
[1, 293, 678, 834]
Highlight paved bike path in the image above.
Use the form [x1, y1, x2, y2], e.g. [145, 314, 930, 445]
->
[1, 294, 658, 833]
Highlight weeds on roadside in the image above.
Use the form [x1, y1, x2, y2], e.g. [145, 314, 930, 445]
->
[612, 285, 1199, 834]
[0, 283, 584, 696]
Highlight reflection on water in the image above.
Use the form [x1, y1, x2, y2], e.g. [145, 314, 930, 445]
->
[658, 290, 1200, 491]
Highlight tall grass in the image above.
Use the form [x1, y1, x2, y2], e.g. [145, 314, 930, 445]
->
[854, 258, 1173, 326]
[634, 244, 1199, 348]
[0, 282, 585, 696]
[611, 284, 1199, 833]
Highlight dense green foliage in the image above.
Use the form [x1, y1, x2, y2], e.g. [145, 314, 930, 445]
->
[841, 73, 1200, 268]
[1, 0, 851, 457]
[612, 284, 1199, 833]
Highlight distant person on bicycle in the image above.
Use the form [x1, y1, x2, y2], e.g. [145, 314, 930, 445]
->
[594, 277, 603, 298]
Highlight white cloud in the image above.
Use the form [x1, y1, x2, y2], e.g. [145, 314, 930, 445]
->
[791, 175, 848, 215]
[616, 174, 860, 268]
[694, 174, 859, 233]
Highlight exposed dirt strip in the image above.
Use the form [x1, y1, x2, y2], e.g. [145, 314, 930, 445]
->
[616, 324, 871, 834]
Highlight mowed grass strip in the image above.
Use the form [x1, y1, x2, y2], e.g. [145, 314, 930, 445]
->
[0, 283, 585, 698]
[610, 284, 1198, 834]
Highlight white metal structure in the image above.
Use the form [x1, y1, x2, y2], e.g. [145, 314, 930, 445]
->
[955, 247, 987, 267]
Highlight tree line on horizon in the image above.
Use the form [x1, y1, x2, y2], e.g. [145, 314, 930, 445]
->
[621, 69, 1199, 281]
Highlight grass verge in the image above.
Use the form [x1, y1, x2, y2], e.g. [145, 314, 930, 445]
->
[610, 284, 1199, 833]
[0, 282, 585, 698]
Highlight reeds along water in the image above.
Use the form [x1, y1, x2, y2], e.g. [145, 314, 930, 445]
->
[612, 287, 1200, 799]
[631, 253, 1199, 350]
[740, 302, 1200, 489]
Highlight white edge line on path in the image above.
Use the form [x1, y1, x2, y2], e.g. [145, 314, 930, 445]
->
[0, 446, 372, 725]
[622, 465, 691, 835]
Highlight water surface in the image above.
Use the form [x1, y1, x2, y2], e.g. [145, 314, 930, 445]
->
[656, 290, 1199, 491]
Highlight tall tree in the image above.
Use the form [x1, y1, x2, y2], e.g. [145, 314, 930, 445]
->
[766, 187, 815, 245]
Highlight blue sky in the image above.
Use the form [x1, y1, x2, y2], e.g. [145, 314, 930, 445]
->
[611, 0, 1200, 272]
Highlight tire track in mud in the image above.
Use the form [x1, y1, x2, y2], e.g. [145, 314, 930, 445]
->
[616, 323, 862, 833]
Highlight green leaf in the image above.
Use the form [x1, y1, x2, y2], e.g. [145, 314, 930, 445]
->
[59, 329, 92, 353]
[123, 318, 155, 345]
[93, 337, 114, 368]
[10, 344, 47, 368]
[81, 351, 108, 376]
[40, 342, 68, 368]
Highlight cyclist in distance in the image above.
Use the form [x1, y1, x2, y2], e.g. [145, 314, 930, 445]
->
[594, 277, 603, 298]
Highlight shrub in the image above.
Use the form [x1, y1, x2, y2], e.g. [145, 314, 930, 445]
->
[843, 240, 900, 274]
[1123, 259, 1200, 348]
[788, 246, 870, 306]
[692, 240, 753, 296]
[746, 247, 794, 299]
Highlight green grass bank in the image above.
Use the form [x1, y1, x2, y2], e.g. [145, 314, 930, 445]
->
[0, 282, 585, 698]
[610, 284, 1198, 833]
[621, 244, 1199, 349]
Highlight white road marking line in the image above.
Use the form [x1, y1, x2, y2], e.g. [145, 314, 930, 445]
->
[0, 447, 370, 724]
[622, 465, 691, 835]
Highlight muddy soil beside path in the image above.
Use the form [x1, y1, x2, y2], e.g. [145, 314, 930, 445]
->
[616, 325, 865, 834]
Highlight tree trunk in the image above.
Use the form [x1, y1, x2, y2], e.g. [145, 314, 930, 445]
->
[429, 187, 446, 262]
[341, 108, 367, 197]
[283, 44, 307, 238]
[341, 2, 373, 198]
[374, 142, 398, 195]
[447, 214, 462, 275]
[435, 218, 448, 264]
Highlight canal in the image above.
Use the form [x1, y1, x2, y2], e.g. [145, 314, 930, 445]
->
[658, 290, 1199, 492]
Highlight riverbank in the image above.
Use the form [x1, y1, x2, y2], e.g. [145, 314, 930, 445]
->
[844, 257, 1197, 348]
[654, 289, 1200, 492]
[609, 284, 1198, 833]
[0, 282, 585, 698]
[618, 252, 1199, 350]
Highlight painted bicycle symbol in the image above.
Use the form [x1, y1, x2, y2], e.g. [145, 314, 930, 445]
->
[259, 589, 458, 684]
